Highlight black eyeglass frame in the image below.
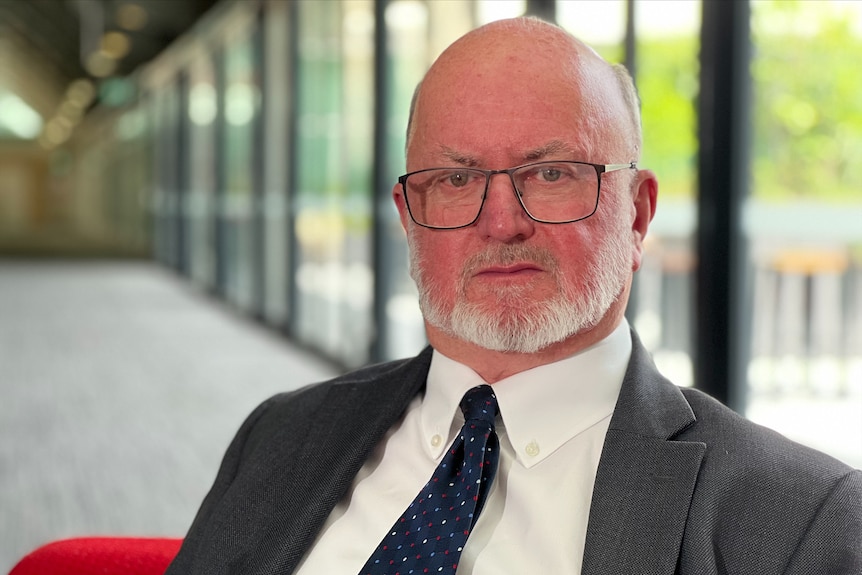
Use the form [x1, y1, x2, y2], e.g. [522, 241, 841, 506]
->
[397, 160, 637, 230]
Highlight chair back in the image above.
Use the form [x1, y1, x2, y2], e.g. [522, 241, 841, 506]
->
[9, 537, 183, 575]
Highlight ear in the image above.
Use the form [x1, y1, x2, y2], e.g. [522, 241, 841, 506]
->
[392, 182, 411, 233]
[630, 169, 658, 272]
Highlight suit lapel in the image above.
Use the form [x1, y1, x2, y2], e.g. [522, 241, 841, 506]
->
[248, 348, 433, 574]
[582, 333, 706, 575]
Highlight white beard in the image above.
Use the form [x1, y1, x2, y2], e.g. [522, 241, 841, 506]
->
[408, 211, 633, 354]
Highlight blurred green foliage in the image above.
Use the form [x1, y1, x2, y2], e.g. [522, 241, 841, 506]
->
[622, 0, 862, 203]
[750, 0, 862, 203]
[638, 35, 699, 199]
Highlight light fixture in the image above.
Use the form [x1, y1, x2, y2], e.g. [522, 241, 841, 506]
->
[86, 51, 117, 78]
[67, 79, 97, 108]
[0, 91, 44, 139]
[116, 3, 148, 31]
[100, 31, 131, 59]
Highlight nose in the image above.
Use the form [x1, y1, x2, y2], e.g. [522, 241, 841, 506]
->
[474, 172, 536, 242]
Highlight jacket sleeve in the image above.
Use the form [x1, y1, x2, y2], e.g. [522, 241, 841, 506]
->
[782, 468, 862, 575]
[164, 396, 276, 575]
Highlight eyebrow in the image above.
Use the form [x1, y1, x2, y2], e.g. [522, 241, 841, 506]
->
[439, 146, 481, 167]
[438, 140, 579, 167]
[522, 140, 576, 162]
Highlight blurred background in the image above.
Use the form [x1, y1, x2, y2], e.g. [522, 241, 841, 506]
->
[1, 0, 860, 570]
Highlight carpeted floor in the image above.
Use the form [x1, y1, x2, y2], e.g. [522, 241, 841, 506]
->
[0, 260, 340, 572]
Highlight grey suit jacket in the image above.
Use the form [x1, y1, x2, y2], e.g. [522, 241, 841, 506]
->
[167, 332, 862, 574]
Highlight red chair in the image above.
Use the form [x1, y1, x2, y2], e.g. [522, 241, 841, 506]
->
[8, 537, 183, 575]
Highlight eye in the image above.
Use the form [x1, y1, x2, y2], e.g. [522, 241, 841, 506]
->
[446, 171, 471, 187]
[538, 167, 563, 182]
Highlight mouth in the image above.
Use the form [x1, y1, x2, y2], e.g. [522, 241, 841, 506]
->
[474, 263, 543, 278]
[463, 244, 557, 286]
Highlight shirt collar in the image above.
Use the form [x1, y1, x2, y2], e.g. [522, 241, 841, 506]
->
[421, 319, 632, 468]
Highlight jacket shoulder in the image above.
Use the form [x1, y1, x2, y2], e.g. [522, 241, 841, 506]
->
[679, 386, 854, 477]
[240, 351, 430, 455]
[265, 353, 420, 407]
[676, 387, 861, 573]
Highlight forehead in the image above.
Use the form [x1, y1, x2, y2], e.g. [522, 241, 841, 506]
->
[409, 83, 603, 168]
[408, 35, 621, 167]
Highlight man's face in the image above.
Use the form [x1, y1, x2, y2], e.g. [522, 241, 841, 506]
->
[395, 38, 641, 354]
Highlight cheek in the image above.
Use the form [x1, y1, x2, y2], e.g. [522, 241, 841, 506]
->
[594, 192, 636, 244]
[410, 229, 465, 285]
[549, 224, 596, 267]
[552, 214, 630, 276]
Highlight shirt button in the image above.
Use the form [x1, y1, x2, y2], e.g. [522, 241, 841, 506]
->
[430, 434, 443, 448]
[525, 440, 540, 457]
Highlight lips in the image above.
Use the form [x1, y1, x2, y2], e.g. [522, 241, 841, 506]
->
[475, 263, 543, 276]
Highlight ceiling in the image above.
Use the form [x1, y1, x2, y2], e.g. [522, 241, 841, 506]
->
[0, 0, 218, 136]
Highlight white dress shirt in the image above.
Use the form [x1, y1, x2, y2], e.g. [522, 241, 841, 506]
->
[295, 320, 632, 574]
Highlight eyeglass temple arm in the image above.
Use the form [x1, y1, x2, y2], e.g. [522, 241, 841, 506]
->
[603, 162, 637, 173]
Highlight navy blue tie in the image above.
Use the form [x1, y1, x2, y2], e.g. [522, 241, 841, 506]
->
[360, 385, 500, 575]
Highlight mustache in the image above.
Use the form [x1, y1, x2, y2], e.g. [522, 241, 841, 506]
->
[461, 243, 560, 279]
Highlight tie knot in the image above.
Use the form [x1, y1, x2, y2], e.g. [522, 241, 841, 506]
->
[460, 385, 498, 425]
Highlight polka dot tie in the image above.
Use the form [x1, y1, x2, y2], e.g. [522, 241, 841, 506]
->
[359, 385, 500, 575]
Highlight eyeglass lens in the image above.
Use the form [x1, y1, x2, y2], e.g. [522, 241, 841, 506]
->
[403, 162, 600, 228]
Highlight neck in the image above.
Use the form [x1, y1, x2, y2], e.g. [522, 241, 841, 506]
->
[426, 297, 628, 383]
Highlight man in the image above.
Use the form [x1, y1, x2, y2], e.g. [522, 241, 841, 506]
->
[167, 17, 861, 575]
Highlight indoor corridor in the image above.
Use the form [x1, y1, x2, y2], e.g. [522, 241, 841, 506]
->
[0, 259, 340, 571]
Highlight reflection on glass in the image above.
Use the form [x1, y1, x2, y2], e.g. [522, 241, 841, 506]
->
[187, 57, 218, 288]
[189, 82, 217, 127]
[294, 0, 375, 368]
[261, 0, 291, 327]
[111, 106, 150, 250]
[380, 0, 430, 361]
[151, 83, 182, 268]
[221, 26, 259, 312]
[0, 91, 43, 139]
[225, 83, 258, 127]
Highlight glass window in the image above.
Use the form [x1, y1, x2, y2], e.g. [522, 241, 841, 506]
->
[220, 17, 261, 312]
[261, 0, 292, 328]
[378, 0, 478, 361]
[476, 0, 525, 25]
[379, 0, 430, 362]
[557, 0, 626, 61]
[112, 104, 151, 252]
[150, 81, 182, 267]
[746, 0, 862, 468]
[187, 54, 219, 289]
[293, 0, 375, 367]
[630, 0, 701, 388]
[559, 0, 700, 389]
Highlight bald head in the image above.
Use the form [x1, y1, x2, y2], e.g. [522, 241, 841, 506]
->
[405, 18, 641, 164]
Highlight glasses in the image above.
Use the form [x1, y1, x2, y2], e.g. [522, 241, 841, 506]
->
[398, 160, 636, 229]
